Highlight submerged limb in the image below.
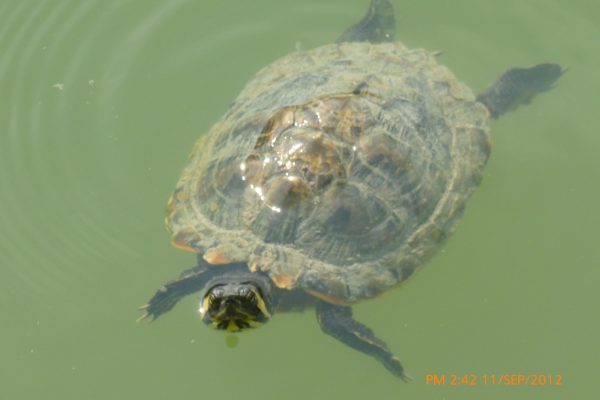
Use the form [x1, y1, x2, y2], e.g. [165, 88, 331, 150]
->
[477, 63, 564, 119]
[336, 0, 396, 44]
[138, 264, 210, 321]
[315, 301, 411, 381]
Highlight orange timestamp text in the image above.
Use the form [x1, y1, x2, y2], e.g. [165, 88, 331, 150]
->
[425, 373, 563, 387]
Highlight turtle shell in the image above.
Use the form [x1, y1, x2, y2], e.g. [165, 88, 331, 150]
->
[166, 41, 491, 304]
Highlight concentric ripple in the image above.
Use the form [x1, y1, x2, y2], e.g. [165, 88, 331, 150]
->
[0, 0, 275, 297]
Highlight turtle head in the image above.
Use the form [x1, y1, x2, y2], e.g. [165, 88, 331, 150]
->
[200, 274, 272, 332]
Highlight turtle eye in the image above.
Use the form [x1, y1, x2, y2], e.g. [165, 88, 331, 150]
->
[207, 286, 225, 305]
[212, 286, 225, 297]
[238, 287, 257, 303]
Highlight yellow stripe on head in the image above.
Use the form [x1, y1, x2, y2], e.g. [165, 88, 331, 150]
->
[253, 288, 272, 319]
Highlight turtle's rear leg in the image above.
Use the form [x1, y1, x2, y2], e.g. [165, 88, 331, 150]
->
[336, 0, 395, 44]
[477, 63, 564, 119]
[316, 301, 411, 381]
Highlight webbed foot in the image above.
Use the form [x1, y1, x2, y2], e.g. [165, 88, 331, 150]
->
[138, 265, 209, 322]
[316, 301, 412, 381]
[477, 63, 564, 119]
[336, 0, 396, 44]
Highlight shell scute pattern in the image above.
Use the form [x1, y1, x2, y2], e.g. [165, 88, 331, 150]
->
[167, 42, 490, 302]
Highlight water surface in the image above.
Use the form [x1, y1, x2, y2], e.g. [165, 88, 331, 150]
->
[1, 1, 598, 399]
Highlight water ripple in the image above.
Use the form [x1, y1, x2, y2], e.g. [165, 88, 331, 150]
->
[0, 0, 212, 295]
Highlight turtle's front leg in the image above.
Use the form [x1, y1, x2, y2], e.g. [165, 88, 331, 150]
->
[138, 265, 209, 321]
[315, 301, 411, 381]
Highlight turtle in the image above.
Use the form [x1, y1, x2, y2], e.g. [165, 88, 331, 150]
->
[139, 0, 562, 380]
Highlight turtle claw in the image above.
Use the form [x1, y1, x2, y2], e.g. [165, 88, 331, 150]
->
[136, 311, 150, 323]
[136, 304, 156, 323]
[316, 302, 412, 380]
[390, 356, 413, 382]
[400, 372, 414, 383]
[137, 265, 211, 323]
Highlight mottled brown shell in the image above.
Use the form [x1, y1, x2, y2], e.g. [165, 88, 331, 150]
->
[166, 41, 491, 304]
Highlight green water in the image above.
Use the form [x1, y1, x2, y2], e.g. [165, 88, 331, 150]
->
[1, 0, 598, 399]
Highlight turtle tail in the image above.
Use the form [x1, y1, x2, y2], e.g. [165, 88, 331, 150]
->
[336, 0, 396, 44]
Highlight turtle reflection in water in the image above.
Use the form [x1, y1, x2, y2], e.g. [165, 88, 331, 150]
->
[139, 0, 562, 380]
